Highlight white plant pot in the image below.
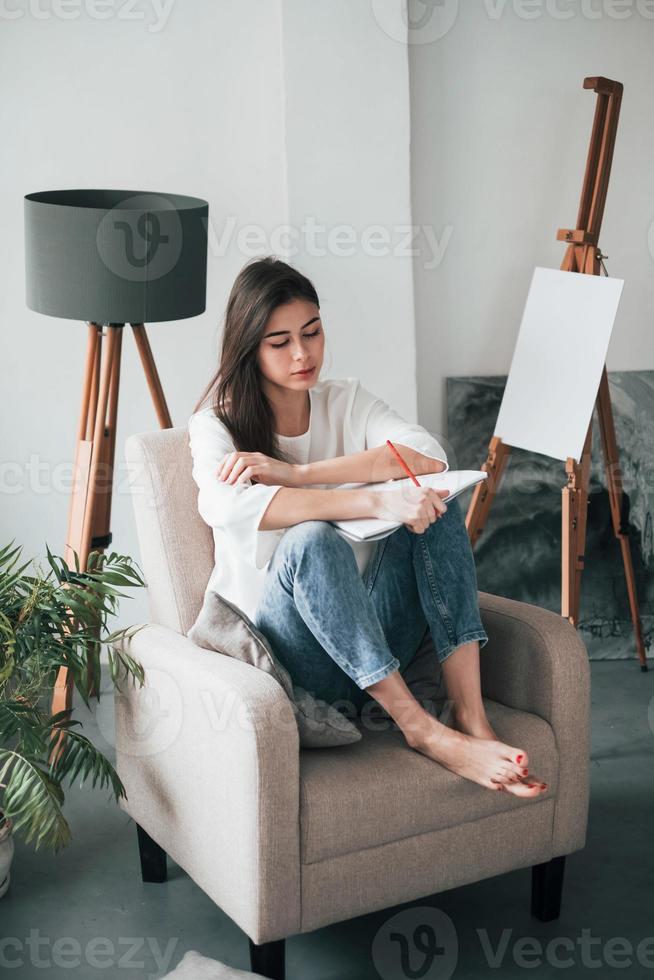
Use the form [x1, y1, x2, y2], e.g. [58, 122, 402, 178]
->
[0, 813, 14, 898]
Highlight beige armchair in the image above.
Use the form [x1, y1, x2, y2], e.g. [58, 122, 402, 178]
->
[114, 427, 591, 980]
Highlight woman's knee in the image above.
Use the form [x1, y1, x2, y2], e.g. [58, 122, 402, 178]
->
[424, 494, 464, 536]
[268, 522, 355, 595]
[441, 494, 463, 521]
[281, 519, 345, 552]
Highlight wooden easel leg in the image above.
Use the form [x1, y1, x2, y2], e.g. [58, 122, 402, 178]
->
[562, 429, 591, 624]
[562, 425, 592, 625]
[596, 368, 648, 670]
[465, 436, 511, 548]
[561, 468, 577, 623]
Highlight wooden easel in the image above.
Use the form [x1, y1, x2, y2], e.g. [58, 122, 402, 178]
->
[465, 76, 648, 672]
[50, 323, 173, 763]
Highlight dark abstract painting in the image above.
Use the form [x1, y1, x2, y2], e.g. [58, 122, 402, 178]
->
[446, 373, 654, 662]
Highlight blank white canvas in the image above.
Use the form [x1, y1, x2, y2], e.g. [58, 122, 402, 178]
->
[494, 267, 624, 462]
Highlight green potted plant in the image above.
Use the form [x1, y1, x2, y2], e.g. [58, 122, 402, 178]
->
[0, 808, 12, 897]
[0, 540, 146, 893]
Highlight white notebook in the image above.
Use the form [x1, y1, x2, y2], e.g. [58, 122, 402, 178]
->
[329, 470, 488, 542]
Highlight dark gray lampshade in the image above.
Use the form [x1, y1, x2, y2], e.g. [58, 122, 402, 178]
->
[24, 189, 209, 323]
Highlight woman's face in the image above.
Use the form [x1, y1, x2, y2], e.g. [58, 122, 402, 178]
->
[257, 298, 324, 391]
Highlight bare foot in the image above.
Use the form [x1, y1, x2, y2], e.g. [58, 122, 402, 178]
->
[445, 704, 548, 797]
[405, 714, 548, 797]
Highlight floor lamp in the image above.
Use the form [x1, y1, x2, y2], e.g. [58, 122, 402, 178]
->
[24, 189, 208, 752]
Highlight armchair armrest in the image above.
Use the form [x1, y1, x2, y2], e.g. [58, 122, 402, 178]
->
[113, 623, 301, 945]
[478, 591, 591, 854]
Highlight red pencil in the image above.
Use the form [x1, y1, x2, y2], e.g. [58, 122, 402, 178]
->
[386, 439, 421, 487]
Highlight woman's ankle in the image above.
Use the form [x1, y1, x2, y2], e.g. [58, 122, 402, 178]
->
[452, 700, 487, 724]
[365, 673, 431, 737]
[400, 705, 448, 748]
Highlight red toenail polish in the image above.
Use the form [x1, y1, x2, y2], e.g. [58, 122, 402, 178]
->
[522, 769, 528, 775]
[516, 755, 523, 763]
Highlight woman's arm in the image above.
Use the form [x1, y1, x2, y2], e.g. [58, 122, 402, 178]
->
[258, 486, 379, 530]
[259, 483, 449, 533]
[296, 443, 447, 487]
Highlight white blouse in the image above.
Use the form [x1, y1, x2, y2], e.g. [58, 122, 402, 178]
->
[187, 376, 449, 621]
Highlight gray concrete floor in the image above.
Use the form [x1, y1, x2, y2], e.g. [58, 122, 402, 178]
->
[1, 659, 653, 979]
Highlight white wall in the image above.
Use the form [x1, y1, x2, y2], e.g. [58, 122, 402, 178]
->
[0, 0, 420, 633]
[409, 1, 654, 458]
[1, 1, 288, 630]
[280, 0, 417, 417]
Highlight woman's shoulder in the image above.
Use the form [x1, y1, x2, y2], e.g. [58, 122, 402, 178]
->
[188, 404, 221, 429]
[188, 405, 235, 450]
[312, 376, 361, 404]
[313, 376, 379, 413]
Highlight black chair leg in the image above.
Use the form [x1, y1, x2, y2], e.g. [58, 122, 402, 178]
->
[531, 854, 566, 921]
[136, 822, 167, 883]
[249, 938, 285, 980]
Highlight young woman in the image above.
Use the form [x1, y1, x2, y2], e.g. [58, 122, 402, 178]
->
[189, 256, 547, 798]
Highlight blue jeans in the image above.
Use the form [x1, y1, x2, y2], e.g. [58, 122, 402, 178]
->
[252, 495, 489, 714]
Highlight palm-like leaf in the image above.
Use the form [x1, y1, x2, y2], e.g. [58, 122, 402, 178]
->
[0, 750, 71, 851]
[0, 540, 145, 851]
[48, 726, 125, 800]
[0, 699, 47, 755]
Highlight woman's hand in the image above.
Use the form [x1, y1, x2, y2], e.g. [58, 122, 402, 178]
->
[217, 451, 302, 487]
[372, 485, 450, 534]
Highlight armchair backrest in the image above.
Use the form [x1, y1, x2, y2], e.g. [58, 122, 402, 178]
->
[125, 427, 214, 634]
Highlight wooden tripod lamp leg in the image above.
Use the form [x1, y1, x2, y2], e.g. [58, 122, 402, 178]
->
[52, 323, 103, 748]
[51, 326, 122, 760]
[91, 326, 122, 547]
[78, 326, 121, 564]
[51, 322, 176, 762]
[131, 324, 173, 428]
[64, 324, 101, 572]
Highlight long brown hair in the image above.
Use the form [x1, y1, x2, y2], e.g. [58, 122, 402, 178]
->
[193, 255, 320, 462]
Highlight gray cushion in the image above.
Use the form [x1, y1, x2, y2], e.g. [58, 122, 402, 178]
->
[161, 949, 266, 979]
[188, 590, 362, 748]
